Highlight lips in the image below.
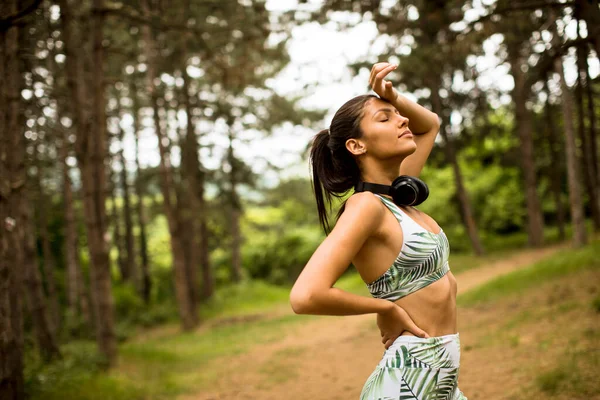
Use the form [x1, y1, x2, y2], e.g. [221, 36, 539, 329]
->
[399, 130, 413, 138]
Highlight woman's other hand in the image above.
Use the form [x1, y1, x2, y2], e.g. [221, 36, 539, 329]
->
[377, 303, 429, 349]
[369, 62, 399, 103]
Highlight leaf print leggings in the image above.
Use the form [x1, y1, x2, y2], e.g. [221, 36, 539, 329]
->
[360, 333, 468, 400]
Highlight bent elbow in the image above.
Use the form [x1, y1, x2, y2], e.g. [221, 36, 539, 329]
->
[289, 289, 314, 315]
[431, 113, 441, 130]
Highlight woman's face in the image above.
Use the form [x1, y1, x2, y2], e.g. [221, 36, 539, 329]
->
[356, 97, 417, 160]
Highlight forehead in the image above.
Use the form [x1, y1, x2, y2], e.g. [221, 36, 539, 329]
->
[363, 97, 392, 117]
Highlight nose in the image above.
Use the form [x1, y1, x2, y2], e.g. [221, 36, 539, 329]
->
[397, 114, 409, 129]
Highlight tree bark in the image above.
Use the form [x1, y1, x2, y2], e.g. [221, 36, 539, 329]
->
[115, 101, 138, 282]
[34, 145, 61, 333]
[584, 48, 599, 208]
[198, 190, 213, 299]
[575, 18, 600, 231]
[109, 156, 127, 280]
[228, 133, 243, 281]
[543, 87, 566, 240]
[507, 49, 545, 246]
[22, 197, 61, 361]
[60, 133, 91, 325]
[142, 0, 197, 329]
[179, 7, 208, 301]
[576, 0, 600, 59]
[555, 55, 588, 246]
[0, 3, 25, 394]
[59, 0, 117, 365]
[430, 87, 485, 256]
[130, 81, 151, 303]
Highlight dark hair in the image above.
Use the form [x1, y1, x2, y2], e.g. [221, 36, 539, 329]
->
[309, 94, 377, 233]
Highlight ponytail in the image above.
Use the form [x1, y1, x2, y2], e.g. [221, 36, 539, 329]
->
[309, 94, 377, 234]
[310, 129, 336, 233]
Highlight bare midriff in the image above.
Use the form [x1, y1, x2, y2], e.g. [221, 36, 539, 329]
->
[393, 271, 458, 337]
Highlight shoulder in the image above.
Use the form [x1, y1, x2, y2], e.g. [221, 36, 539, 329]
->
[325, 191, 385, 248]
[337, 191, 386, 232]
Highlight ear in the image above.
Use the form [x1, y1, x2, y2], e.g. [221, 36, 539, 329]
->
[346, 138, 367, 156]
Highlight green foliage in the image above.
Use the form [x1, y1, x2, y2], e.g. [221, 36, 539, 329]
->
[592, 295, 600, 313]
[24, 341, 138, 400]
[200, 280, 291, 319]
[242, 224, 324, 284]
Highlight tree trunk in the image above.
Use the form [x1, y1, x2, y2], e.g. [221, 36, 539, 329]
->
[584, 48, 599, 209]
[115, 102, 138, 282]
[543, 88, 566, 240]
[130, 81, 151, 303]
[179, 14, 206, 303]
[228, 133, 243, 280]
[35, 146, 61, 333]
[430, 88, 485, 256]
[575, 20, 600, 231]
[555, 55, 588, 246]
[198, 191, 213, 299]
[142, 0, 197, 329]
[59, 0, 117, 365]
[60, 133, 91, 325]
[22, 198, 61, 361]
[508, 50, 545, 246]
[152, 96, 197, 329]
[183, 82, 213, 299]
[0, 4, 25, 395]
[576, 0, 600, 59]
[109, 158, 127, 280]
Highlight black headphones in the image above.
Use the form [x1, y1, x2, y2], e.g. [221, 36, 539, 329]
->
[354, 176, 429, 207]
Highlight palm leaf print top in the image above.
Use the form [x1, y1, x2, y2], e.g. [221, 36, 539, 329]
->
[366, 194, 451, 301]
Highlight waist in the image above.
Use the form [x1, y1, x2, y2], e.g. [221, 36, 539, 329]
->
[378, 332, 462, 369]
[392, 272, 458, 336]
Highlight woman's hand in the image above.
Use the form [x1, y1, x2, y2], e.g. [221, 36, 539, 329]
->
[369, 62, 399, 103]
[377, 303, 429, 349]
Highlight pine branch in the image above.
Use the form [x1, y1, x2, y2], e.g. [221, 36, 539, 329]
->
[0, 0, 43, 31]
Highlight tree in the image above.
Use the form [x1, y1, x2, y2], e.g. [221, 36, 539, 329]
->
[58, 0, 117, 366]
[551, 15, 587, 246]
[0, 1, 26, 396]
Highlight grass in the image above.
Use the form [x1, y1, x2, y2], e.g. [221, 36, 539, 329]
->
[28, 313, 312, 400]
[199, 279, 292, 319]
[27, 278, 310, 400]
[458, 239, 600, 306]
[27, 231, 598, 400]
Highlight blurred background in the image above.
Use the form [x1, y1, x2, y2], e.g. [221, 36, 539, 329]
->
[1, 0, 599, 399]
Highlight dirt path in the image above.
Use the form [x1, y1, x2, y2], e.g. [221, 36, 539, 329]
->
[181, 242, 573, 400]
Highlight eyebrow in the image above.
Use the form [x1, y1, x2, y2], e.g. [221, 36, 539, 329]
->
[372, 107, 395, 119]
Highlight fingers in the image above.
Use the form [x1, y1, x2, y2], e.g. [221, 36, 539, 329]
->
[369, 62, 392, 83]
[369, 62, 396, 88]
[384, 338, 394, 350]
[396, 308, 430, 338]
[413, 326, 430, 338]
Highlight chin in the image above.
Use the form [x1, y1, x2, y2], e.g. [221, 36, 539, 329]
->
[402, 143, 418, 156]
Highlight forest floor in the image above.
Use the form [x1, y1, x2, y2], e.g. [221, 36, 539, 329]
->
[176, 241, 600, 400]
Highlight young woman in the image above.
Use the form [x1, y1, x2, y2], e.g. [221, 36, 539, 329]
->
[290, 62, 468, 399]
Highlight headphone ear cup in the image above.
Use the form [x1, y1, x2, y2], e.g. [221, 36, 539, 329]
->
[411, 177, 429, 205]
[391, 176, 417, 206]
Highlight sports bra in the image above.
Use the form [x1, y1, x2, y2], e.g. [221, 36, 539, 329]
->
[366, 194, 451, 301]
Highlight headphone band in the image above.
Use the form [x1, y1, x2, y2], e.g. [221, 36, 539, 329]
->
[355, 181, 392, 195]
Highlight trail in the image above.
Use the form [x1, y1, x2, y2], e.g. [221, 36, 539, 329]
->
[182, 242, 571, 400]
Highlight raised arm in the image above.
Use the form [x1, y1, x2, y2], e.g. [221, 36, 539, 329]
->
[369, 62, 440, 177]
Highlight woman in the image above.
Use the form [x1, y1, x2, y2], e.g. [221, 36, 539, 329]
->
[290, 62, 467, 399]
